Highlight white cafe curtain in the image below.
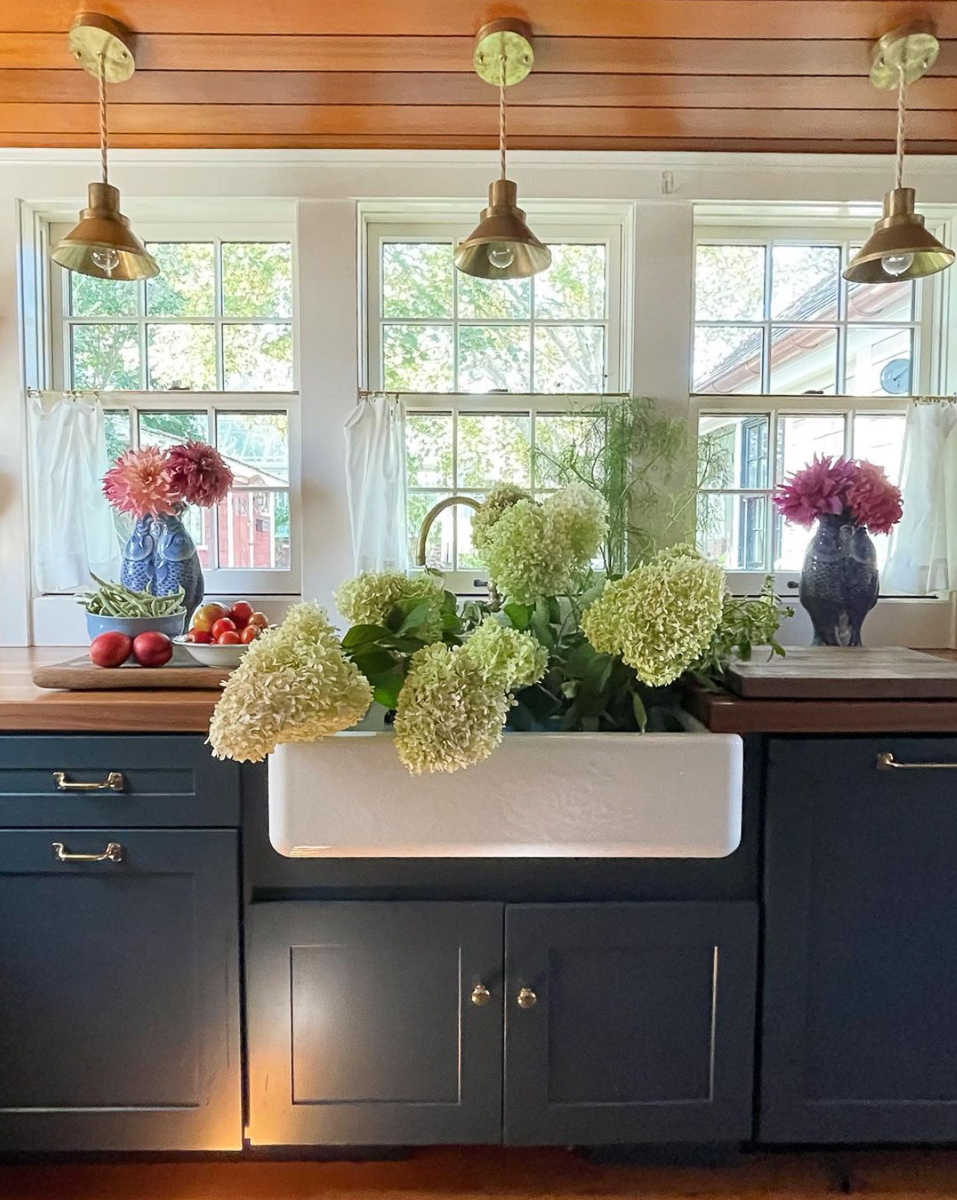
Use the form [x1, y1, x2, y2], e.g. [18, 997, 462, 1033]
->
[883, 399, 957, 595]
[30, 393, 120, 593]
[343, 393, 408, 573]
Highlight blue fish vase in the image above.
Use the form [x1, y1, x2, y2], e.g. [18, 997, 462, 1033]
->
[121, 506, 205, 622]
[799, 512, 879, 647]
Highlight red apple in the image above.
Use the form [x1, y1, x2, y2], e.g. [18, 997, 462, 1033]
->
[89, 632, 133, 668]
[132, 631, 173, 668]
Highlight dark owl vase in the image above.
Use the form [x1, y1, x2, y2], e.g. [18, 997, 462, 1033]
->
[799, 512, 879, 647]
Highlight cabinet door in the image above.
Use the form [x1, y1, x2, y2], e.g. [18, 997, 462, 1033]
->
[504, 902, 757, 1145]
[246, 902, 503, 1146]
[762, 736, 957, 1143]
[0, 829, 241, 1151]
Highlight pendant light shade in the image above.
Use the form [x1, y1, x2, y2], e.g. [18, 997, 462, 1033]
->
[51, 13, 158, 282]
[454, 179, 551, 280]
[843, 21, 952, 286]
[52, 182, 158, 280]
[455, 20, 551, 282]
[843, 187, 954, 284]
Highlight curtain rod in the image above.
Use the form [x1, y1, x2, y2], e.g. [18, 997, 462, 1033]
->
[914, 395, 956, 404]
[27, 387, 102, 401]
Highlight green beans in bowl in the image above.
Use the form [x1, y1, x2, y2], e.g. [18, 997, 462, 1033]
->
[78, 576, 186, 641]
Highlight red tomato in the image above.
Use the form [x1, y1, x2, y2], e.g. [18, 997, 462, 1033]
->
[132, 631, 173, 668]
[211, 617, 237, 639]
[186, 629, 213, 644]
[230, 601, 254, 628]
[89, 632, 133, 668]
[216, 630, 242, 645]
[248, 611, 269, 630]
[239, 624, 259, 644]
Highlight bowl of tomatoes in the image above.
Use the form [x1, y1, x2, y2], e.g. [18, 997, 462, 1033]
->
[176, 601, 270, 669]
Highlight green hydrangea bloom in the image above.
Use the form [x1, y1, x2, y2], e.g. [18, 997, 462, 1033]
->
[465, 616, 548, 691]
[393, 642, 511, 775]
[582, 547, 725, 687]
[480, 483, 606, 604]
[335, 569, 444, 641]
[209, 602, 372, 763]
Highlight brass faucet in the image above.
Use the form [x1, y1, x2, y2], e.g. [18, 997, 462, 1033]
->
[416, 495, 482, 566]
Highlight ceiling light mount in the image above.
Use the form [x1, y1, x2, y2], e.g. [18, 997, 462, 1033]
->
[473, 19, 535, 87]
[68, 12, 136, 84]
[870, 20, 939, 90]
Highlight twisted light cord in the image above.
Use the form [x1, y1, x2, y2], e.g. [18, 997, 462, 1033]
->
[895, 62, 907, 190]
[499, 52, 507, 180]
[98, 51, 109, 185]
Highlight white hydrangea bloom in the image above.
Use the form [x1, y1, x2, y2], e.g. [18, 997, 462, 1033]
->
[393, 642, 511, 774]
[335, 569, 443, 639]
[582, 547, 725, 687]
[465, 616, 548, 690]
[480, 484, 607, 604]
[209, 602, 372, 763]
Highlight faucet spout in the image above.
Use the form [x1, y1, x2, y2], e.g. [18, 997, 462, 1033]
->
[416, 495, 482, 567]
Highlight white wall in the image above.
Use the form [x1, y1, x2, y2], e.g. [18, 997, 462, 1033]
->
[2, 148, 957, 645]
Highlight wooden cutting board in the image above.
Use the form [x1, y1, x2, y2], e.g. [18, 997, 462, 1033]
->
[726, 647, 957, 699]
[33, 648, 230, 691]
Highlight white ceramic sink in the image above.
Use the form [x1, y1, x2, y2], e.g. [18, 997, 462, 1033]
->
[267, 728, 743, 859]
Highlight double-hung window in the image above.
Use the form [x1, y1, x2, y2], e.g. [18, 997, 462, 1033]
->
[692, 218, 944, 586]
[48, 223, 299, 595]
[364, 210, 626, 591]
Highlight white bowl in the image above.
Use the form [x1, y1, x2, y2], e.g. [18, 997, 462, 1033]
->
[174, 637, 249, 670]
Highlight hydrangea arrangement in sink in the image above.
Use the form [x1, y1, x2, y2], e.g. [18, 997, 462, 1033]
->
[209, 483, 790, 859]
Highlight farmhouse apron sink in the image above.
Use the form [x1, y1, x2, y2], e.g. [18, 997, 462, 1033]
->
[268, 729, 743, 859]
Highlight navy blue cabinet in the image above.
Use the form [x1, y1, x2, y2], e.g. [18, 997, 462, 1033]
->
[504, 903, 758, 1145]
[247, 900, 758, 1148]
[246, 901, 505, 1146]
[0, 828, 242, 1151]
[762, 737, 957, 1143]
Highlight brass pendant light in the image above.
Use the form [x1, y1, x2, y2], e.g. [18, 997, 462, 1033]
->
[454, 20, 551, 281]
[51, 14, 158, 282]
[844, 22, 953, 285]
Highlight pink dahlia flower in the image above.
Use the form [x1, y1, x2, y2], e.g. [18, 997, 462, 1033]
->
[772, 455, 858, 529]
[102, 447, 177, 518]
[166, 441, 234, 508]
[847, 460, 903, 535]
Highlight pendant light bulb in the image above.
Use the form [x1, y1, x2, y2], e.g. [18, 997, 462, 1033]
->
[51, 13, 158, 282]
[454, 20, 551, 282]
[880, 252, 915, 276]
[487, 244, 516, 270]
[844, 23, 954, 285]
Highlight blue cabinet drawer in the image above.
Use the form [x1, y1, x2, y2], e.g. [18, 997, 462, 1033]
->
[0, 735, 239, 828]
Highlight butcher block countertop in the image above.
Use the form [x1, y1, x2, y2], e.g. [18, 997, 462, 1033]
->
[2, 648, 957, 735]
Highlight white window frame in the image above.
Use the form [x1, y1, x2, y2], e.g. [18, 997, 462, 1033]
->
[692, 215, 951, 591]
[363, 207, 630, 590]
[45, 220, 301, 597]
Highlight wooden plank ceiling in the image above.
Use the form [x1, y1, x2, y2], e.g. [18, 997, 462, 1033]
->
[1, 1, 957, 152]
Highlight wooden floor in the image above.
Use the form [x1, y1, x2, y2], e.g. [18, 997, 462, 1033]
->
[3, 1147, 957, 1200]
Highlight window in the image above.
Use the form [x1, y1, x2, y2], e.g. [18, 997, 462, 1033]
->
[694, 238, 921, 398]
[61, 238, 294, 392]
[692, 221, 944, 580]
[48, 226, 299, 595]
[365, 214, 626, 582]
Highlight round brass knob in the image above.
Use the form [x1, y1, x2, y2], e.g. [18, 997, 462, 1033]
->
[471, 983, 491, 1007]
[517, 987, 537, 1009]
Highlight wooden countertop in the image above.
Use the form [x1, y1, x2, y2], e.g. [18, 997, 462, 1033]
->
[0, 648, 218, 732]
[5, 648, 957, 736]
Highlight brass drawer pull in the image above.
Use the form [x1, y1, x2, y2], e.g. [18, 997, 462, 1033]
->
[52, 841, 124, 863]
[877, 752, 957, 772]
[53, 771, 124, 792]
[471, 983, 491, 1007]
[516, 987, 538, 1009]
